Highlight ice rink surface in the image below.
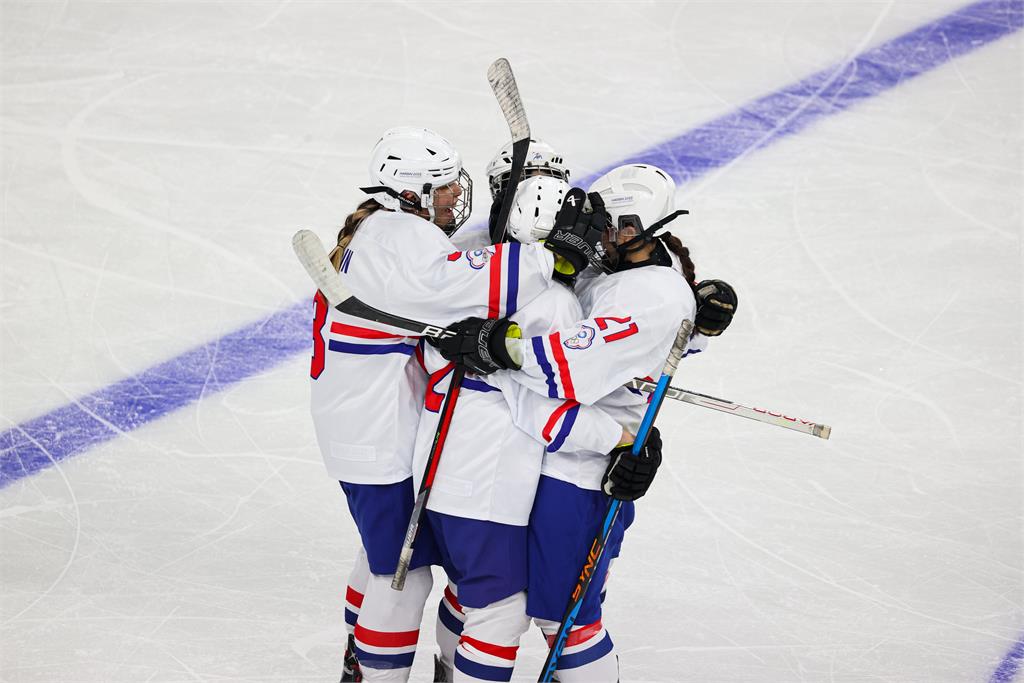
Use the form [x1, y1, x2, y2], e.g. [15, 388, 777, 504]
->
[1, 1, 1022, 681]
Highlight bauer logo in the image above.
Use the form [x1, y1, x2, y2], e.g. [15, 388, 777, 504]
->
[465, 247, 495, 270]
[563, 324, 596, 350]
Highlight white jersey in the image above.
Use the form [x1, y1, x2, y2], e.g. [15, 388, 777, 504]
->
[511, 260, 708, 490]
[413, 282, 622, 525]
[310, 209, 558, 485]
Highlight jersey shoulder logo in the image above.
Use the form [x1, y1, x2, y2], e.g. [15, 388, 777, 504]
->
[465, 247, 496, 270]
[562, 324, 596, 350]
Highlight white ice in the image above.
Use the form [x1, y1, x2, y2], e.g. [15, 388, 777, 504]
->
[1, 1, 1021, 681]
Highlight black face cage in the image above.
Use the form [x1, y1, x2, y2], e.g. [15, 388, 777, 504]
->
[489, 163, 568, 200]
[601, 209, 689, 273]
[441, 168, 473, 234]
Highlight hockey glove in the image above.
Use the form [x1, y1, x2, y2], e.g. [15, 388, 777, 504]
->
[601, 427, 663, 501]
[544, 188, 607, 277]
[694, 279, 738, 336]
[430, 316, 522, 375]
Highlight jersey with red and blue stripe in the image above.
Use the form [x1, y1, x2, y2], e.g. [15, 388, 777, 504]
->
[310, 209, 559, 485]
[413, 282, 622, 526]
[510, 263, 700, 406]
[510, 262, 708, 490]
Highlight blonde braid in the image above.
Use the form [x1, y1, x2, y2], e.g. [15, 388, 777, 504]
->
[330, 199, 383, 271]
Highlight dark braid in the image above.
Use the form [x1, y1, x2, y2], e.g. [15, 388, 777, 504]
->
[330, 198, 383, 271]
[658, 231, 698, 295]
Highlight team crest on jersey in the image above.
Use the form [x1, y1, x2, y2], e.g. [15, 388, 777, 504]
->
[563, 324, 596, 350]
[465, 247, 495, 270]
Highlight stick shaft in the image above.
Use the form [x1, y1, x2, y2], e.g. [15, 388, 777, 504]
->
[626, 379, 831, 439]
[392, 365, 465, 590]
[539, 321, 693, 681]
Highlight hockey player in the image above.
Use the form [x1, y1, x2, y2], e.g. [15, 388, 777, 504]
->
[309, 126, 606, 682]
[434, 163, 738, 680]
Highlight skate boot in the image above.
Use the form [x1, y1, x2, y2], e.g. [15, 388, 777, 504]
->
[340, 633, 362, 682]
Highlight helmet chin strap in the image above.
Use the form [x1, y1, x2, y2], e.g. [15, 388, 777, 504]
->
[360, 183, 441, 224]
[611, 209, 689, 271]
[359, 185, 419, 211]
[615, 209, 689, 255]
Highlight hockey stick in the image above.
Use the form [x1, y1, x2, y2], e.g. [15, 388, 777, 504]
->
[391, 363, 465, 589]
[297, 228, 832, 442]
[539, 319, 693, 681]
[392, 57, 533, 590]
[487, 58, 531, 243]
[627, 379, 832, 439]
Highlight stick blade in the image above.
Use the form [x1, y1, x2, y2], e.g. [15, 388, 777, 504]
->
[292, 229, 350, 306]
[487, 58, 530, 141]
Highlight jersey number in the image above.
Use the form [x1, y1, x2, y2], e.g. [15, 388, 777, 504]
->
[311, 292, 328, 379]
[595, 316, 639, 343]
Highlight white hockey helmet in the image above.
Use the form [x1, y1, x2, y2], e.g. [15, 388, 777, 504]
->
[506, 176, 570, 244]
[588, 163, 688, 270]
[485, 138, 570, 200]
[363, 126, 473, 233]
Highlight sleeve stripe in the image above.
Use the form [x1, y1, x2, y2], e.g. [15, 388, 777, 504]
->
[546, 402, 580, 453]
[532, 336, 558, 398]
[461, 377, 500, 393]
[541, 399, 578, 443]
[487, 243, 504, 319]
[548, 331, 577, 400]
[505, 241, 520, 316]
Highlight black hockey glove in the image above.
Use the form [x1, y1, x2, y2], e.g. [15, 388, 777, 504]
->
[694, 279, 738, 337]
[601, 427, 663, 501]
[430, 316, 522, 375]
[544, 188, 607, 281]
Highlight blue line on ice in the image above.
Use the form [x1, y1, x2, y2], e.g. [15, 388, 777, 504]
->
[2, 0, 1020, 494]
[991, 634, 1024, 682]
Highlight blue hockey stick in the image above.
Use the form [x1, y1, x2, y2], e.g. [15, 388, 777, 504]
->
[538, 318, 694, 682]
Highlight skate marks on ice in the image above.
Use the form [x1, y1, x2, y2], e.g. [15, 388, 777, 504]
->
[2, 1, 1019, 491]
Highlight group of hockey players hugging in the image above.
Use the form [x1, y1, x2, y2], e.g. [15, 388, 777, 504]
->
[309, 127, 738, 682]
